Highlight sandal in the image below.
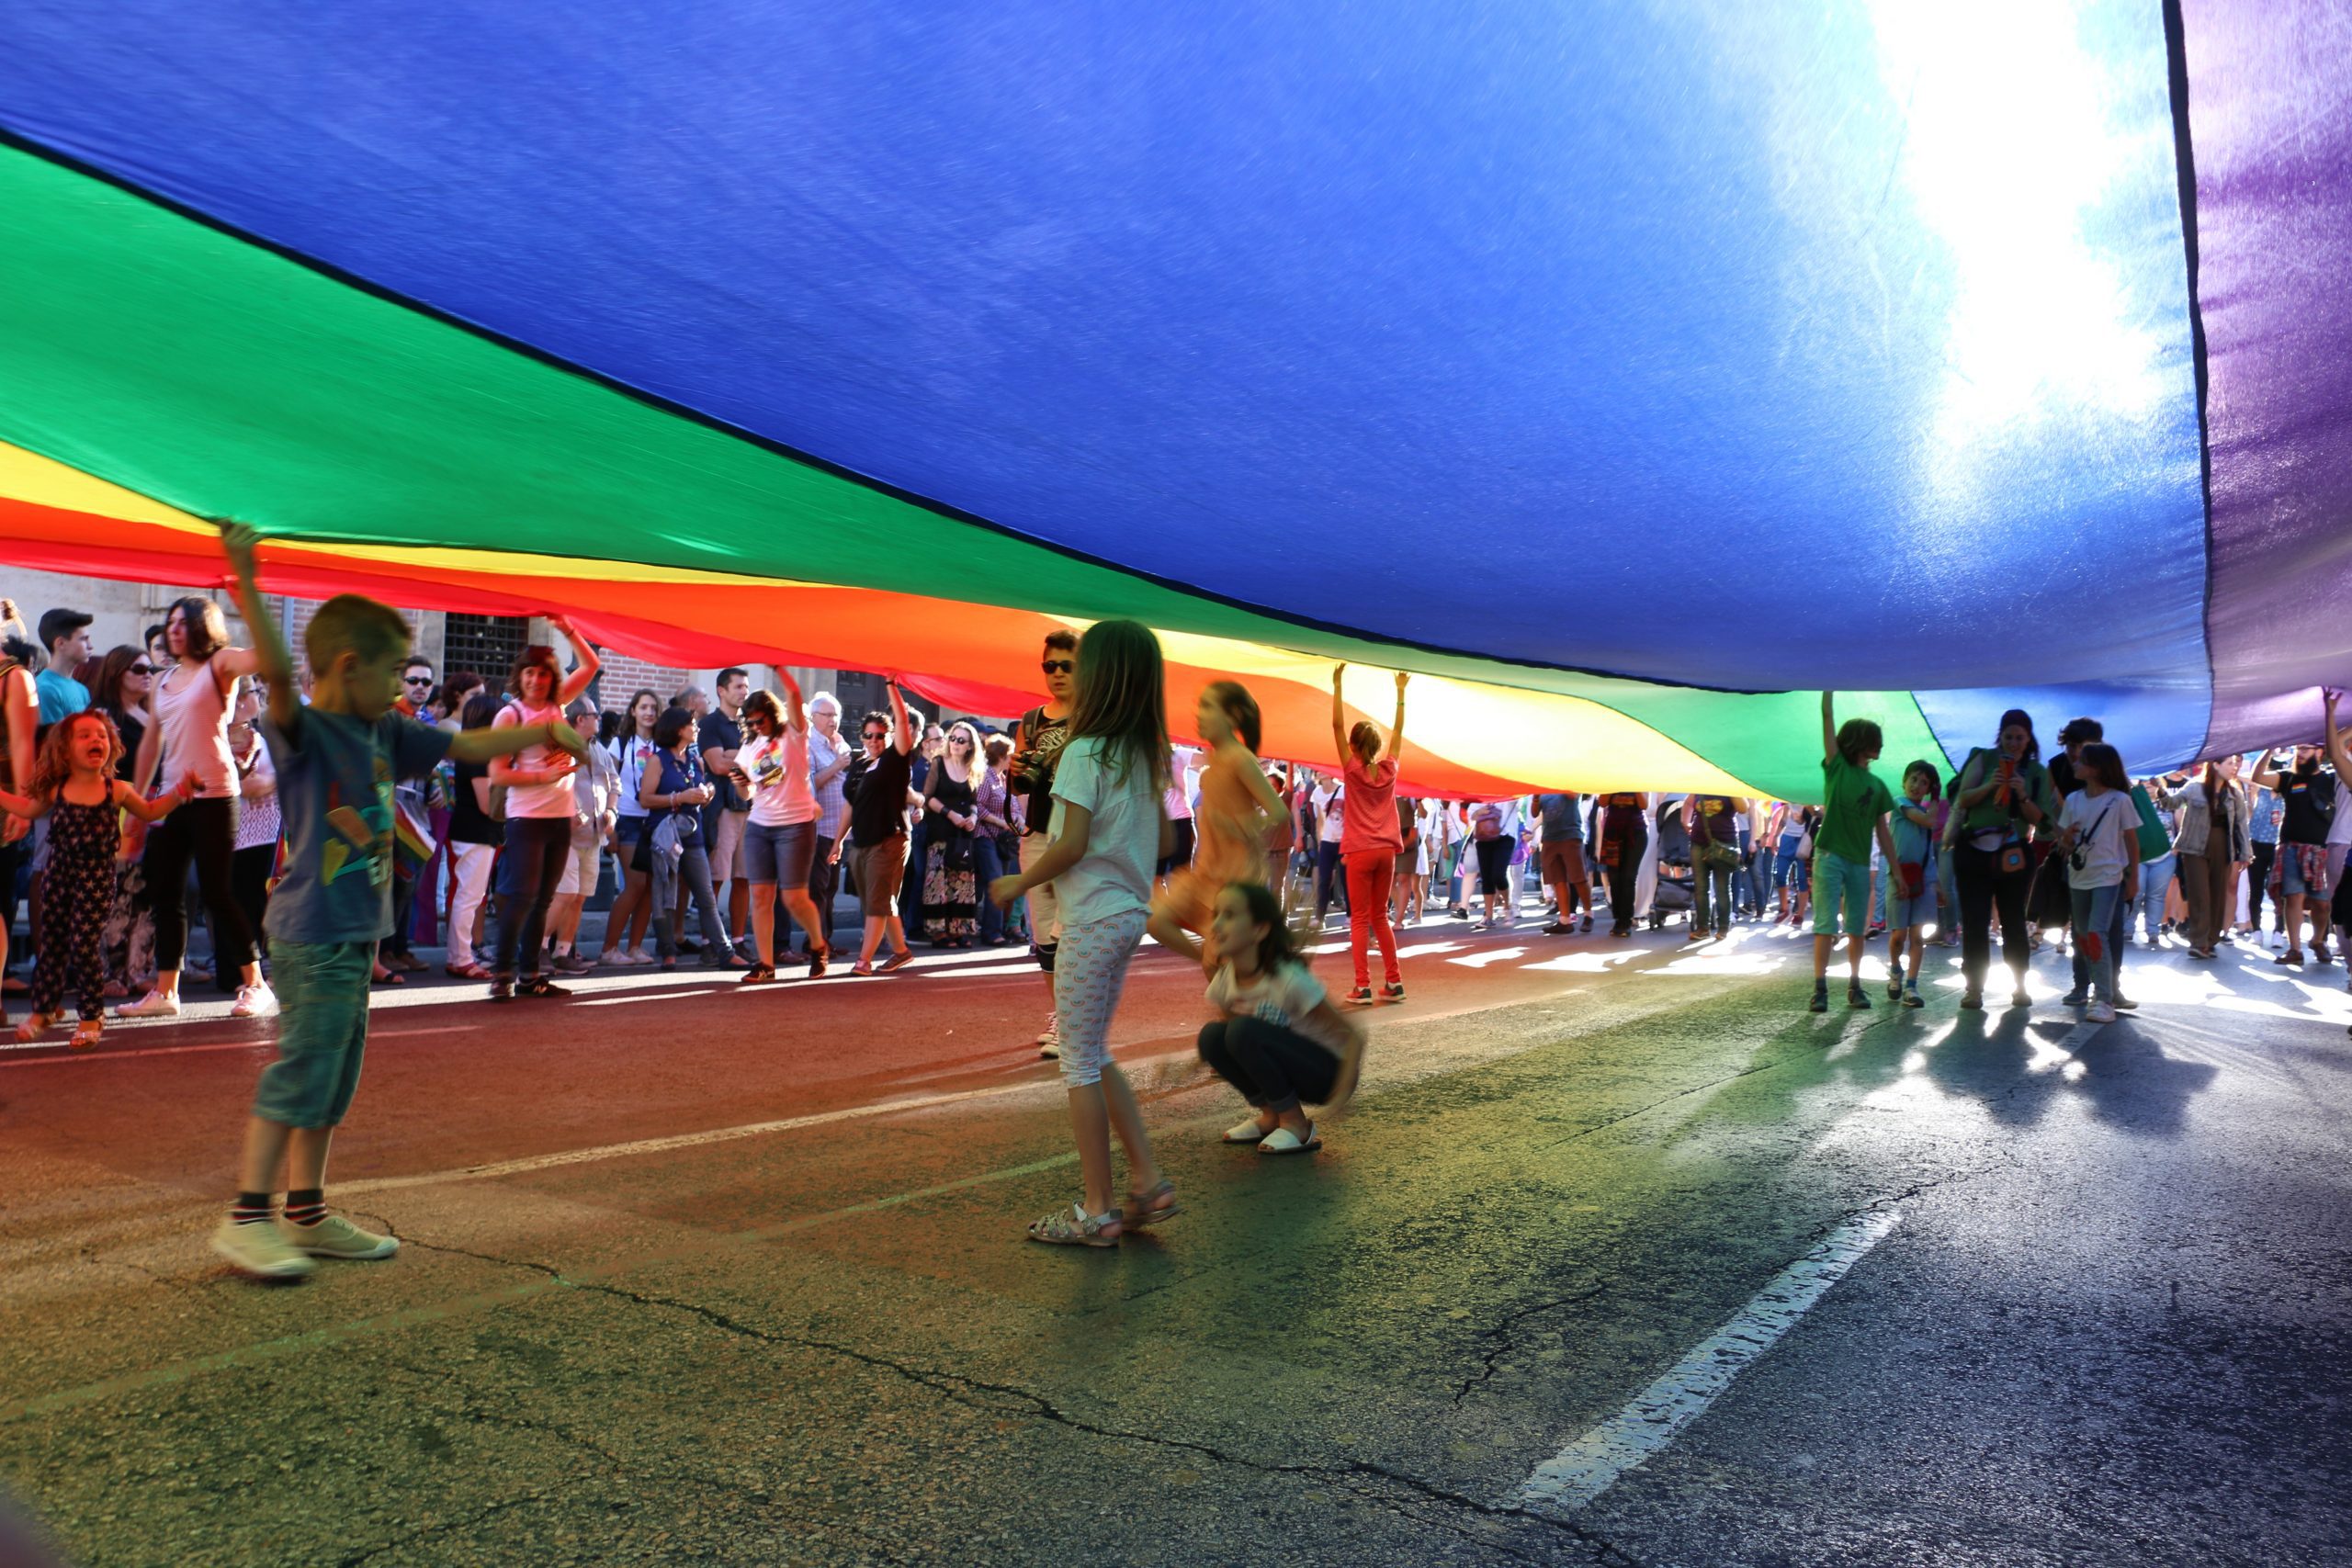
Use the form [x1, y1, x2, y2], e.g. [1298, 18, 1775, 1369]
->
[13, 1011, 59, 1044]
[68, 1020, 103, 1052]
[370, 967, 404, 987]
[1122, 1179, 1180, 1229]
[1223, 1117, 1276, 1145]
[1027, 1202, 1121, 1248]
[1258, 1123, 1321, 1156]
[445, 962, 492, 980]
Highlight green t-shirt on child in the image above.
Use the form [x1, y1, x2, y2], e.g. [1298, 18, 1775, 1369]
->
[1817, 752, 1894, 863]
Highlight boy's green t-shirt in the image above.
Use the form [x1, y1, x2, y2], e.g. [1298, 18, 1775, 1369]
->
[1817, 752, 1894, 863]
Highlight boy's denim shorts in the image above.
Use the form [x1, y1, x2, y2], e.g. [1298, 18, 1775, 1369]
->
[253, 941, 376, 1129]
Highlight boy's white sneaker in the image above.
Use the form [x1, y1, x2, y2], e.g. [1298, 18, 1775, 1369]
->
[117, 990, 179, 1019]
[2086, 1001, 2119, 1024]
[232, 983, 278, 1020]
[209, 1218, 315, 1280]
[284, 1213, 399, 1260]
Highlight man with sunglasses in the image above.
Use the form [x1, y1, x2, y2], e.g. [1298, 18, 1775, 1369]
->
[1009, 630, 1079, 1056]
[380, 656, 438, 973]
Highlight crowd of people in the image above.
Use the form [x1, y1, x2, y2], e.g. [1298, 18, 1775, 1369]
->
[2, 546, 2348, 1267]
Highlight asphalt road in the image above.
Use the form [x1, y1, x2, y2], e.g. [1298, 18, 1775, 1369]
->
[2, 905, 2347, 1568]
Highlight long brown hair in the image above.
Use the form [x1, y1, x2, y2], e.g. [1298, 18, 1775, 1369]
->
[31, 711, 121, 798]
[1067, 621, 1170, 793]
[1204, 680, 1262, 753]
[92, 645, 146, 716]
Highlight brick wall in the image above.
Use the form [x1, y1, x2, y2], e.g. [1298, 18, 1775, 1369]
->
[591, 652, 696, 710]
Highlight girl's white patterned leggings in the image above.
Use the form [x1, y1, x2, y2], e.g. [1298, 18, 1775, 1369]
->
[1052, 910, 1148, 1087]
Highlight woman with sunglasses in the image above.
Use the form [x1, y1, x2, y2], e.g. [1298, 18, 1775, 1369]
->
[920, 720, 986, 946]
[734, 673, 830, 982]
[486, 619, 600, 1001]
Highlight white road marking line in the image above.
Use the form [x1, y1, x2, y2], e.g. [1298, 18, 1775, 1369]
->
[1517, 1209, 1902, 1516]
[0, 1024, 472, 1069]
[337, 1078, 1054, 1195]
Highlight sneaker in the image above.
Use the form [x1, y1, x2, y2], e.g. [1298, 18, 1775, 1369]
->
[807, 947, 830, 979]
[2085, 1001, 2118, 1024]
[1344, 986, 1375, 1005]
[2059, 987, 2089, 1007]
[2112, 995, 2139, 1010]
[1035, 1012, 1059, 1047]
[117, 989, 180, 1020]
[488, 975, 515, 1003]
[1887, 974, 1904, 1001]
[1542, 922, 1573, 935]
[1686, 929, 1711, 944]
[2315, 943, 2335, 965]
[284, 1213, 399, 1260]
[1902, 984, 1924, 1010]
[521, 976, 570, 998]
[1037, 1029, 1061, 1061]
[232, 983, 278, 1020]
[1847, 983, 1871, 1010]
[553, 951, 594, 975]
[879, 950, 915, 974]
[677, 938, 702, 954]
[1808, 984, 1829, 1014]
[209, 1217, 315, 1280]
[2277, 950, 2305, 968]
[1960, 989, 1984, 1010]
[2009, 987, 2032, 1009]
[1579, 915, 1593, 932]
[1382, 982, 1406, 1003]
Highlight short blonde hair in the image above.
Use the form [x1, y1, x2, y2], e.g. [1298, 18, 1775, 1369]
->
[305, 593, 411, 675]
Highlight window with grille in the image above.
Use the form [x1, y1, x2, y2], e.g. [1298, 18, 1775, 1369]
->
[440, 613, 530, 689]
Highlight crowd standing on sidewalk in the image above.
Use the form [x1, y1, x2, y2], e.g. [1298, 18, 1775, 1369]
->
[4, 554, 2349, 1266]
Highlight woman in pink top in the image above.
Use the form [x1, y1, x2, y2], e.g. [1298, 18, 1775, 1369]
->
[1330, 664, 1410, 1005]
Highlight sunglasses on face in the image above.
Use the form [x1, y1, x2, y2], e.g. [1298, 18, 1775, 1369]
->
[129, 663, 154, 676]
[1041, 660, 1074, 675]
[403, 675, 433, 686]
[864, 729, 888, 740]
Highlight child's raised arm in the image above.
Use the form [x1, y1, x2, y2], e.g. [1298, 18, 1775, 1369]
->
[1821, 691, 1838, 764]
[1387, 671, 1408, 770]
[114, 775, 198, 823]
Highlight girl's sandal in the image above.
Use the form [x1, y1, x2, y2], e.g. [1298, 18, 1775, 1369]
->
[1027, 1202, 1122, 1248]
[1122, 1179, 1180, 1229]
[68, 1021, 103, 1052]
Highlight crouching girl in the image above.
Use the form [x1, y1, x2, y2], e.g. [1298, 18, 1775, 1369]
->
[1198, 882, 1367, 1154]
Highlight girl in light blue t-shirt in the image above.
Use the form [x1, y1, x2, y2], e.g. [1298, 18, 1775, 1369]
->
[989, 621, 1179, 1248]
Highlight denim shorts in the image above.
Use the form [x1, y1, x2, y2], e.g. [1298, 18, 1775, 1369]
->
[745, 818, 817, 889]
[252, 940, 375, 1129]
[1812, 850, 1872, 936]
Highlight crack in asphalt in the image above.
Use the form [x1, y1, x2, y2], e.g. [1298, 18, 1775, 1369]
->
[1453, 1282, 1611, 1408]
[334, 1476, 589, 1568]
[390, 1229, 1645, 1565]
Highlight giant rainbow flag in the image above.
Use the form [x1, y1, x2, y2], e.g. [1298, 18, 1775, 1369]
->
[0, 2, 2345, 800]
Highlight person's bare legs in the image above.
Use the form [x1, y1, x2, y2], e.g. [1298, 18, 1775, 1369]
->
[750, 882, 778, 967]
[779, 889, 828, 958]
[234, 1116, 334, 1195]
[1100, 1064, 1161, 1201]
[856, 915, 887, 966]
